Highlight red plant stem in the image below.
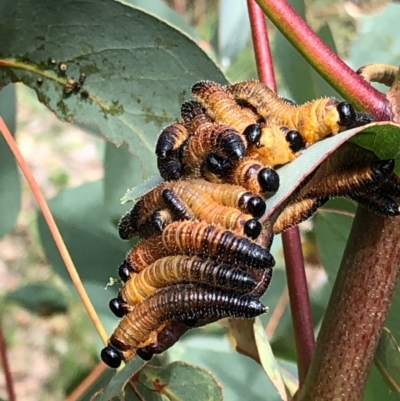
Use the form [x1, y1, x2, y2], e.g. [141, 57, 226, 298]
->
[281, 228, 315, 384]
[247, 0, 276, 91]
[297, 208, 400, 400]
[247, 0, 315, 384]
[254, 0, 391, 120]
[0, 320, 17, 401]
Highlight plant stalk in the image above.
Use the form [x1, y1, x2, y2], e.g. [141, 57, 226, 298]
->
[254, 0, 391, 120]
[297, 207, 400, 400]
[247, 0, 316, 385]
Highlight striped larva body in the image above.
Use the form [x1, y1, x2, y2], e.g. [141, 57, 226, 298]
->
[357, 64, 398, 87]
[126, 220, 275, 272]
[117, 255, 259, 308]
[156, 122, 190, 181]
[205, 153, 280, 197]
[226, 81, 359, 146]
[119, 179, 265, 239]
[101, 284, 269, 368]
[191, 80, 259, 133]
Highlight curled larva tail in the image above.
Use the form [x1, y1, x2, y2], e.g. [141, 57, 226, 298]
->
[101, 283, 269, 367]
[119, 255, 259, 306]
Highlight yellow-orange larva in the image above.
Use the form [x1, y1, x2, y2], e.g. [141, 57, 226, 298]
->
[118, 179, 265, 239]
[191, 80, 259, 133]
[357, 63, 398, 87]
[101, 283, 268, 368]
[226, 81, 359, 146]
[118, 255, 258, 307]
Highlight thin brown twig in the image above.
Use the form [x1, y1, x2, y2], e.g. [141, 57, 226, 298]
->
[64, 363, 107, 401]
[265, 286, 289, 338]
[0, 318, 17, 401]
[0, 118, 109, 346]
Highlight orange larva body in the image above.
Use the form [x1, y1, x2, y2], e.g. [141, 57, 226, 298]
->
[226, 81, 348, 146]
[191, 80, 257, 133]
[119, 179, 263, 239]
[248, 126, 296, 166]
[119, 255, 258, 306]
[105, 283, 268, 363]
[126, 220, 275, 272]
[182, 123, 246, 176]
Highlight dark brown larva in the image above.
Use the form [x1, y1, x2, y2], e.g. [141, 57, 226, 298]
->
[100, 283, 269, 367]
[226, 81, 360, 146]
[156, 123, 190, 181]
[118, 255, 259, 307]
[126, 220, 275, 272]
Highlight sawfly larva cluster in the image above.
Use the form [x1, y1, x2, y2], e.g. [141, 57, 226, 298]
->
[103, 71, 400, 368]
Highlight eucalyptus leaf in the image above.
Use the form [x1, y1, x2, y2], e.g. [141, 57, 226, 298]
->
[0, 0, 226, 180]
[0, 84, 21, 238]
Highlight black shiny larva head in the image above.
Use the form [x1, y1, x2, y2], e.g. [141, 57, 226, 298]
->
[206, 153, 232, 176]
[246, 196, 266, 218]
[157, 158, 183, 181]
[136, 347, 154, 361]
[337, 102, 357, 127]
[219, 129, 246, 160]
[109, 297, 127, 318]
[243, 124, 261, 146]
[258, 168, 280, 194]
[118, 260, 132, 282]
[285, 130, 304, 152]
[101, 346, 123, 369]
[244, 219, 262, 239]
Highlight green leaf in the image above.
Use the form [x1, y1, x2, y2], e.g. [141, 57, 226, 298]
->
[124, 0, 201, 41]
[136, 361, 223, 401]
[350, 123, 400, 171]
[95, 358, 147, 401]
[253, 319, 290, 400]
[0, 0, 227, 180]
[168, 335, 283, 401]
[37, 180, 130, 285]
[375, 328, 400, 394]
[5, 282, 68, 316]
[0, 84, 21, 238]
[364, 364, 400, 401]
[349, 3, 400, 79]
[314, 209, 354, 281]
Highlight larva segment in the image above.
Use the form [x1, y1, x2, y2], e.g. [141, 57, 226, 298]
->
[357, 64, 398, 87]
[101, 283, 269, 367]
[118, 255, 258, 307]
[303, 159, 396, 200]
[181, 100, 214, 133]
[120, 180, 263, 239]
[191, 80, 257, 133]
[206, 154, 280, 196]
[272, 197, 329, 234]
[182, 123, 246, 177]
[350, 193, 400, 216]
[126, 221, 275, 272]
[178, 179, 266, 218]
[226, 81, 358, 146]
[156, 122, 190, 181]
